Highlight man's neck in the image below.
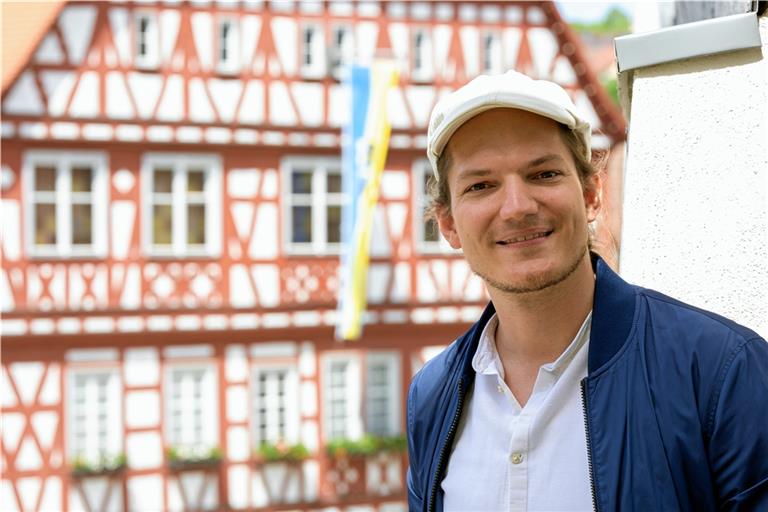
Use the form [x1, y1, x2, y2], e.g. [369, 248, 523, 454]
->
[488, 253, 595, 404]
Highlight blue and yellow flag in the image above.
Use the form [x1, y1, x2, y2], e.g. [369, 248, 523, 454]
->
[336, 61, 399, 341]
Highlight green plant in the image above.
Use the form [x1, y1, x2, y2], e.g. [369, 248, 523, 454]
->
[325, 434, 407, 457]
[71, 452, 127, 475]
[603, 77, 619, 107]
[378, 434, 407, 452]
[166, 445, 222, 465]
[255, 441, 310, 463]
[569, 7, 631, 36]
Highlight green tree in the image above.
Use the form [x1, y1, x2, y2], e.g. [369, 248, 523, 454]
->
[570, 7, 631, 36]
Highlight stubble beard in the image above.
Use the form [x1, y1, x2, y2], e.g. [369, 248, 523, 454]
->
[473, 243, 589, 295]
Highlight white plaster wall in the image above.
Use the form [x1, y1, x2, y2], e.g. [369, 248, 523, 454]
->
[125, 391, 160, 429]
[228, 464, 250, 510]
[127, 474, 164, 511]
[2, 72, 43, 115]
[60, 5, 96, 64]
[619, 19, 768, 338]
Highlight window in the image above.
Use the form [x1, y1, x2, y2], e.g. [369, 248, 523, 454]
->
[283, 157, 343, 254]
[252, 366, 300, 445]
[135, 12, 159, 69]
[330, 25, 353, 79]
[322, 353, 400, 441]
[166, 366, 218, 450]
[365, 353, 400, 436]
[24, 151, 108, 257]
[301, 24, 325, 78]
[413, 160, 453, 252]
[482, 31, 503, 74]
[217, 18, 240, 74]
[323, 357, 361, 440]
[412, 28, 433, 81]
[68, 370, 122, 464]
[142, 154, 221, 256]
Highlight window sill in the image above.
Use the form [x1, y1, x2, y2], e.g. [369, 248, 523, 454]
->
[284, 245, 341, 257]
[70, 463, 126, 479]
[27, 251, 107, 261]
[134, 62, 160, 72]
[214, 66, 242, 77]
[410, 73, 435, 84]
[145, 253, 221, 260]
[167, 458, 221, 472]
[299, 70, 328, 81]
[145, 246, 221, 259]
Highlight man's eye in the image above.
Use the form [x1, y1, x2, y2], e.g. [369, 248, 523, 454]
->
[535, 171, 561, 180]
[465, 183, 489, 193]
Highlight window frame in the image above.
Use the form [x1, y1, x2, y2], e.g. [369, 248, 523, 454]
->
[251, 364, 300, 447]
[481, 30, 504, 75]
[411, 27, 434, 82]
[412, 159, 455, 254]
[134, 11, 160, 70]
[329, 24, 354, 80]
[141, 153, 222, 258]
[164, 364, 219, 451]
[321, 351, 402, 443]
[300, 23, 326, 78]
[364, 352, 401, 437]
[216, 16, 241, 75]
[66, 368, 122, 464]
[282, 156, 344, 255]
[22, 150, 109, 258]
[322, 353, 362, 442]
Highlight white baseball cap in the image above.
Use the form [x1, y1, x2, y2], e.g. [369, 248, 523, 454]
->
[426, 70, 592, 180]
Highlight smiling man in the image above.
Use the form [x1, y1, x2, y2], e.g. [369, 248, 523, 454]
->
[406, 71, 768, 512]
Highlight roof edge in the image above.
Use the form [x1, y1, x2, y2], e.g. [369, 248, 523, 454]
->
[615, 12, 761, 73]
[2, 1, 65, 95]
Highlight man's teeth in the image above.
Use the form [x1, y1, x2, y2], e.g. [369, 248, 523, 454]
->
[502, 232, 548, 243]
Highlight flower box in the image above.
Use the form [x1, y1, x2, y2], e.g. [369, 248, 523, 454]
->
[166, 445, 222, 471]
[70, 453, 127, 478]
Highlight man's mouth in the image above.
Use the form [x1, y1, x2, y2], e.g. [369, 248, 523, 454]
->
[496, 230, 553, 245]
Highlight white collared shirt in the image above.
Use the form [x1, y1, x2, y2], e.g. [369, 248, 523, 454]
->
[442, 312, 593, 512]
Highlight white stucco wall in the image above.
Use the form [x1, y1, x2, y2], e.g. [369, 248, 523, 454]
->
[619, 16, 768, 338]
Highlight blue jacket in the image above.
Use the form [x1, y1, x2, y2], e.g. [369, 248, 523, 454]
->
[406, 257, 768, 511]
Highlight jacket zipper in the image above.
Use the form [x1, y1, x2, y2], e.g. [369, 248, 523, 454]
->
[581, 379, 599, 512]
[428, 377, 465, 512]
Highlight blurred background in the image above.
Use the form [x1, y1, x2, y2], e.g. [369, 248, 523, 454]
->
[1, 1, 757, 511]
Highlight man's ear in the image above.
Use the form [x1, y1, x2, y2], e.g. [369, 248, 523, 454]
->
[583, 173, 602, 223]
[436, 206, 463, 250]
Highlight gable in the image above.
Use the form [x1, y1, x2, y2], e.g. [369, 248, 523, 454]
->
[1, 0, 625, 149]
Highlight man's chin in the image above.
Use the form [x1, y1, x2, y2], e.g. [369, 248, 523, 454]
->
[480, 271, 563, 294]
[474, 252, 586, 295]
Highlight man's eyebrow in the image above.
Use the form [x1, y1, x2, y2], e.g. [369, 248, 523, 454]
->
[455, 168, 493, 181]
[526, 154, 567, 168]
[456, 154, 567, 180]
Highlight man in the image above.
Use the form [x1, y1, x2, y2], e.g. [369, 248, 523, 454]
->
[406, 70, 768, 512]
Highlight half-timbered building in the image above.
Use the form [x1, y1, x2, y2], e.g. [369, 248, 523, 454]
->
[1, 1, 625, 510]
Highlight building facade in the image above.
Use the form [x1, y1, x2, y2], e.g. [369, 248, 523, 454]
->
[0, 1, 624, 510]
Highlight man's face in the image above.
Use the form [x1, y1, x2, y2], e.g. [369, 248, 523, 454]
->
[436, 108, 600, 294]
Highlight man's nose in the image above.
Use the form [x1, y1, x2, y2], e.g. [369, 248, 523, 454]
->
[498, 181, 538, 221]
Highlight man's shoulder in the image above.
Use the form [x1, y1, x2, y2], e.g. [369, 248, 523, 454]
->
[411, 336, 466, 396]
[637, 286, 762, 345]
[628, 286, 767, 384]
[410, 304, 494, 400]
[409, 325, 483, 414]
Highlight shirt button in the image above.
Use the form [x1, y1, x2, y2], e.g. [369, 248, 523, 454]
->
[511, 452, 524, 464]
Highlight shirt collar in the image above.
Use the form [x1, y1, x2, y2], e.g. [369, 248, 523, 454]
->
[472, 314, 501, 375]
[471, 312, 593, 377]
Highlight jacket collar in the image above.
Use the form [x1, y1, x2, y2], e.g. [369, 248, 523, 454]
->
[458, 254, 638, 381]
[588, 255, 637, 373]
